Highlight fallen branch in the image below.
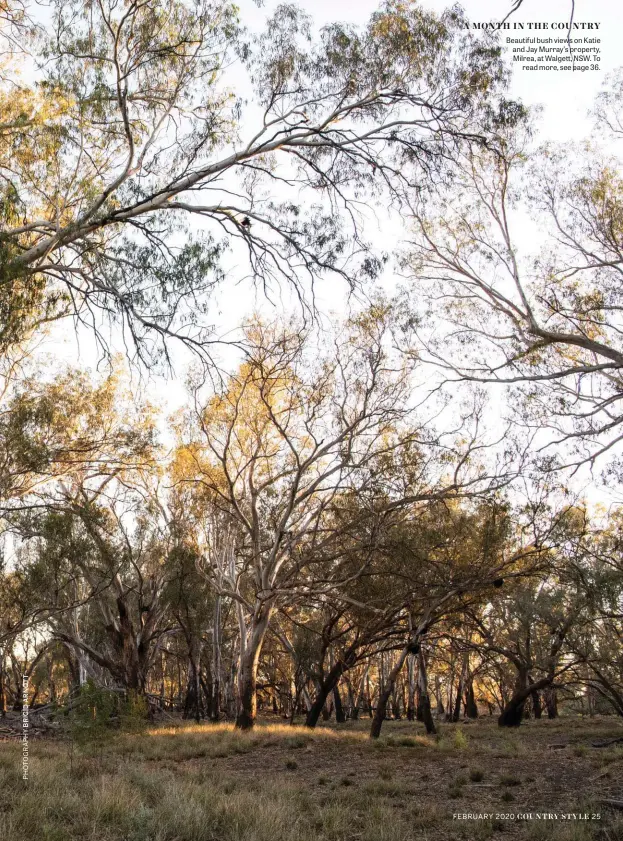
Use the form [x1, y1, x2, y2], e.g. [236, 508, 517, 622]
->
[591, 737, 623, 748]
[601, 800, 623, 811]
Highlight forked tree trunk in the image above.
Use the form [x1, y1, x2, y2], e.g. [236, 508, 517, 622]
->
[235, 606, 273, 730]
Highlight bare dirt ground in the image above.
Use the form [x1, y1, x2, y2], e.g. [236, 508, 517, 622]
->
[0, 714, 621, 841]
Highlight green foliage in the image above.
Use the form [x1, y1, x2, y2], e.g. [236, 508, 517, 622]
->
[69, 682, 149, 753]
[69, 680, 121, 750]
[452, 728, 469, 750]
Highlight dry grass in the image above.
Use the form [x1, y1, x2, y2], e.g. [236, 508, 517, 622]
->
[0, 715, 621, 840]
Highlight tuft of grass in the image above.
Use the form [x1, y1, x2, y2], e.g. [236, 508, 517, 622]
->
[453, 728, 469, 750]
[378, 765, 393, 781]
[447, 783, 463, 799]
[499, 773, 521, 787]
[469, 768, 485, 782]
[387, 735, 420, 748]
[284, 735, 308, 750]
[284, 759, 298, 770]
[500, 790, 514, 802]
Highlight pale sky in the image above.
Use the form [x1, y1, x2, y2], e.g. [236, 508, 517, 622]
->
[41, 0, 622, 433]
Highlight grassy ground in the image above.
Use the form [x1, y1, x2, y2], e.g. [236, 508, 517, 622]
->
[0, 715, 622, 841]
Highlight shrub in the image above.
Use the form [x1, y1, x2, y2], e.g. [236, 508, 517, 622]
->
[69, 680, 120, 752]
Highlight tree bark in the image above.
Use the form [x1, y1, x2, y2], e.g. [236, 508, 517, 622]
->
[183, 649, 202, 723]
[434, 674, 445, 716]
[370, 647, 409, 738]
[452, 654, 468, 722]
[531, 687, 542, 719]
[305, 646, 357, 728]
[544, 686, 558, 719]
[235, 605, 272, 730]
[465, 680, 479, 719]
[1, 651, 7, 718]
[407, 654, 416, 721]
[333, 683, 346, 723]
[498, 676, 552, 727]
[416, 647, 436, 735]
[211, 594, 222, 721]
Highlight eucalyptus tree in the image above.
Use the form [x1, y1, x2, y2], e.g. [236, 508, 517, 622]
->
[0, 367, 154, 654]
[464, 573, 585, 727]
[177, 307, 521, 728]
[366, 497, 522, 738]
[17, 468, 183, 699]
[402, 75, 623, 468]
[0, 0, 511, 363]
[1, 365, 173, 700]
[565, 511, 623, 717]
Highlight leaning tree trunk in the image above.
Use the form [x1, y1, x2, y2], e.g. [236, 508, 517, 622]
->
[235, 605, 273, 730]
[499, 675, 552, 727]
[305, 647, 357, 729]
[370, 646, 410, 738]
[328, 650, 347, 723]
[333, 684, 346, 723]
